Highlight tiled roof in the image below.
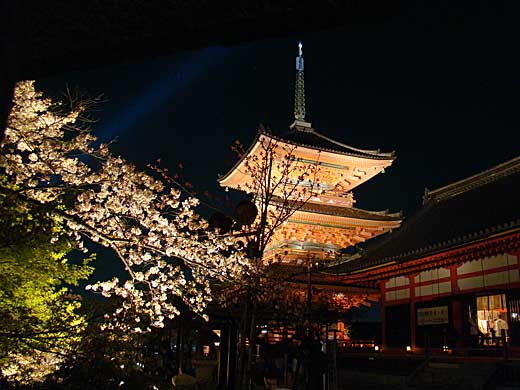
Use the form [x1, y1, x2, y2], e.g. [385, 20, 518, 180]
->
[329, 156, 520, 274]
[297, 201, 402, 221]
[269, 128, 395, 160]
[218, 127, 395, 183]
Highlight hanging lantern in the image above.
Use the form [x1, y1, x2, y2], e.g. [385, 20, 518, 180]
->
[233, 200, 258, 226]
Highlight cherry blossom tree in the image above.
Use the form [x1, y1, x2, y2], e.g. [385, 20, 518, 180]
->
[219, 131, 322, 386]
[0, 81, 250, 332]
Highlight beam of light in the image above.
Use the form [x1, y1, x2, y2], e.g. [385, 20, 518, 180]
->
[97, 46, 230, 141]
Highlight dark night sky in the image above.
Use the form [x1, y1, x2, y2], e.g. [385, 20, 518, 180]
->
[38, 4, 520, 220]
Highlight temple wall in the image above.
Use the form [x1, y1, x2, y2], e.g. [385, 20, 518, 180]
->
[414, 268, 450, 282]
[385, 276, 410, 302]
[380, 251, 520, 351]
[457, 253, 517, 273]
[382, 253, 520, 303]
[415, 282, 451, 297]
[385, 276, 409, 289]
[457, 254, 519, 291]
[385, 289, 410, 302]
[414, 268, 451, 298]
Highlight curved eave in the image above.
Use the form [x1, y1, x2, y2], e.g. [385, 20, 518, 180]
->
[289, 210, 403, 228]
[297, 203, 403, 222]
[272, 195, 403, 222]
[424, 156, 520, 204]
[218, 131, 395, 189]
[268, 129, 396, 161]
[217, 132, 262, 187]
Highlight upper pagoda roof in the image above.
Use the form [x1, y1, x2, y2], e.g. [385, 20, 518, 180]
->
[329, 156, 520, 274]
[218, 128, 395, 189]
[269, 126, 396, 161]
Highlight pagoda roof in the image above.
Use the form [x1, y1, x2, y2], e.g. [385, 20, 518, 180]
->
[292, 200, 402, 222]
[329, 156, 520, 274]
[218, 127, 395, 187]
[270, 127, 396, 161]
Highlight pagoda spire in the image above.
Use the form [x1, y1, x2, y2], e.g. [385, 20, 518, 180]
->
[292, 42, 312, 130]
[294, 42, 305, 121]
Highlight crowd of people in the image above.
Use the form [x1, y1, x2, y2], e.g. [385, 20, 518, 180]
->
[469, 312, 509, 347]
[252, 337, 328, 390]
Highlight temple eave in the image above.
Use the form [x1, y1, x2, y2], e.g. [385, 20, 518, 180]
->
[294, 204, 403, 221]
[219, 132, 395, 191]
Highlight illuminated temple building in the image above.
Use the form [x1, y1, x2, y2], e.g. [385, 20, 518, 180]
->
[219, 43, 402, 265]
[330, 157, 520, 352]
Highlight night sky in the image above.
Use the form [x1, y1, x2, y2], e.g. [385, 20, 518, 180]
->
[38, 6, 520, 220]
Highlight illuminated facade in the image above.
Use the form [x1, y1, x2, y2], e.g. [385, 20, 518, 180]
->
[331, 157, 520, 351]
[219, 44, 401, 264]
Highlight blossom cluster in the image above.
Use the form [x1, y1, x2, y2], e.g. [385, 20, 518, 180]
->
[1, 351, 63, 384]
[1, 81, 250, 330]
[233, 133, 320, 264]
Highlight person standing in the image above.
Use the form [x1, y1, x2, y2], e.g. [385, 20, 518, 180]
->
[494, 314, 509, 345]
[468, 312, 482, 348]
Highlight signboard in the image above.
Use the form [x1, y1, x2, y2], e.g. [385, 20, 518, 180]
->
[417, 306, 449, 326]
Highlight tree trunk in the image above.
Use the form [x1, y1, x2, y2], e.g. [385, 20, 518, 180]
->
[245, 300, 258, 390]
[237, 296, 249, 388]
[176, 318, 183, 374]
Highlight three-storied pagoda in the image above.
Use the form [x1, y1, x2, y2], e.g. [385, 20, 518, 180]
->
[219, 43, 401, 265]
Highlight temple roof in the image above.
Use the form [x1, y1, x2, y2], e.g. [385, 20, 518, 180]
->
[295, 201, 402, 221]
[269, 127, 395, 160]
[329, 156, 520, 274]
[218, 129, 395, 188]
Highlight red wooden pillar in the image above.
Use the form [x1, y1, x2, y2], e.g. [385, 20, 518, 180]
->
[450, 265, 463, 348]
[409, 274, 417, 349]
[380, 280, 387, 349]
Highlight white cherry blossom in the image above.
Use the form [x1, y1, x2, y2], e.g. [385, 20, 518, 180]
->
[1, 81, 250, 331]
